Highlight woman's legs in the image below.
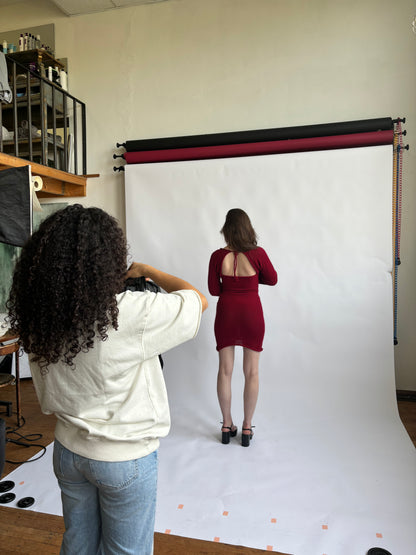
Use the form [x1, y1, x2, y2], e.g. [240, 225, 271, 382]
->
[217, 346, 236, 431]
[242, 348, 260, 434]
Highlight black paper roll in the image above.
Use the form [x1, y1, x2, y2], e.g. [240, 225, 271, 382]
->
[124, 118, 393, 152]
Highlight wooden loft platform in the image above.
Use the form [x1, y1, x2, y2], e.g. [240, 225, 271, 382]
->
[0, 152, 98, 198]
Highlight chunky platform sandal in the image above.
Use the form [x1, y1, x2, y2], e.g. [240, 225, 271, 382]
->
[221, 424, 237, 444]
[241, 426, 254, 447]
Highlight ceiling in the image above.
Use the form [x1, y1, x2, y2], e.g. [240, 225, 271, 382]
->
[0, 0, 171, 16]
[0, 0, 27, 5]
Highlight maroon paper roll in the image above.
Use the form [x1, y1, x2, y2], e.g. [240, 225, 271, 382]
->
[123, 130, 394, 164]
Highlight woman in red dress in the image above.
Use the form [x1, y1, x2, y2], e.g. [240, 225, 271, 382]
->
[208, 209, 277, 446]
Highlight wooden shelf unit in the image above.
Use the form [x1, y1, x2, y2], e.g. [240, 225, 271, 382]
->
[6, 49, 64, 71]
[0, 52, 94, 197]
[1, 52, 87, 176]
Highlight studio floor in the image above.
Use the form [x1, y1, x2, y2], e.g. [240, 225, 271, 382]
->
[0, 379, 415, 555]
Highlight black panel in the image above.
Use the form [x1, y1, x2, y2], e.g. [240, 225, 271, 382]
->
[0, 165, 31, 247]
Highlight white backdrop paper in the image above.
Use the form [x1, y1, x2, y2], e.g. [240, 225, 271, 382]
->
[124, 146, 416, 554]
[126, 147, 395, 414]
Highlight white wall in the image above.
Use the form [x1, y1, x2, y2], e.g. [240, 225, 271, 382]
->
[1, 0, 415, 389]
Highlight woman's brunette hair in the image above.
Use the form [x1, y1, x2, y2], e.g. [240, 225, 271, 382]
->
[7, 204, 127, 368]
[220, 208, 258, 252]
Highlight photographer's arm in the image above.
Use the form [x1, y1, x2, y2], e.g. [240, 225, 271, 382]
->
[126, 262, 208, 312]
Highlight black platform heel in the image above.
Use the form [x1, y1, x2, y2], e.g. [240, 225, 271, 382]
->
[221, 424, 237, 444]
[241, 426, 254, 447]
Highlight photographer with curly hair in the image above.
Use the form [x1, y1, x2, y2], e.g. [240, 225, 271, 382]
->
[7, 204, 207, 555]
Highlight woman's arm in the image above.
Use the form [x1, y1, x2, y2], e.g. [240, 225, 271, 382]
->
[256, 248, 278, 285]
[208, 252, 222, 296]
[126, 262, 208, 312]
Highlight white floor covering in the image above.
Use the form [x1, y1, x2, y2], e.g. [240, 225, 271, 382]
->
[3, 406, 415, 555]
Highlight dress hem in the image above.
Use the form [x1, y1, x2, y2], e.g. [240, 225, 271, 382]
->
[216, 343, 263, 353]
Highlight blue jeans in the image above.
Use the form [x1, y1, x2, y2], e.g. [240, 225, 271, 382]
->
[53, 440, 158, 555]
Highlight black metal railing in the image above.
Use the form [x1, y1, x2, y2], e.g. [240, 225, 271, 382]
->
[0, 55, 86, 175]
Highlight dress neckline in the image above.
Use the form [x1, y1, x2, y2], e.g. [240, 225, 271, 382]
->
[221, 247, 257, 252]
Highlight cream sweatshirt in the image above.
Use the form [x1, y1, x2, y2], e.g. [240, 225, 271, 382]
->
[30, 289, 202, 461]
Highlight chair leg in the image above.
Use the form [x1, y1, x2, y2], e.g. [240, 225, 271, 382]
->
[0, 401, 12, 418]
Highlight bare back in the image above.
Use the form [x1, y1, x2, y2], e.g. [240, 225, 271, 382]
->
[221, 251, 256, 277]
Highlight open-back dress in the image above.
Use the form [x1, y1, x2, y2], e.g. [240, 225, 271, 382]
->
[208, 247, 277, 352]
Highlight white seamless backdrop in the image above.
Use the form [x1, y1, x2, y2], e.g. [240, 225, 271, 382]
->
[125, 147, 395, 415]
[124, 146, 416, 554]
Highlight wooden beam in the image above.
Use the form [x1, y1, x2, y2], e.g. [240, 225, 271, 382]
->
[0, 152, 98, 198]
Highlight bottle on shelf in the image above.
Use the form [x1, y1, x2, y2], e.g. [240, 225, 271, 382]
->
[2, 39, 7, 53]
[19, 34, 24, 51]
[60, 69, 68, 91]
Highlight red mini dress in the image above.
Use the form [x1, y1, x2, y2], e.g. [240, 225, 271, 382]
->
[208, 247, 277, 352]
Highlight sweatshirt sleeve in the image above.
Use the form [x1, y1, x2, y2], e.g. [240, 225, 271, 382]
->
[208, 250, 222, 296]
[142, 289, 202, 360]
[256, 247, 278, 286]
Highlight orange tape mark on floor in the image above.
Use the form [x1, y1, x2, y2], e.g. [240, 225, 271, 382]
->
[223, 511, 229, 516]
[267, 546, 273, 551]
[177, 504, 184, 509]
[271, 518, 277, 523]
[164, 529, 171, 535]
[376, 533, 383, 538]
[322, 525, 328, 530]
[214, 537, 220, 542]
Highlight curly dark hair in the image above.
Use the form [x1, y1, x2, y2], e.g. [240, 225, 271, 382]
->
[221, 208, 258, 252]
[6, 204, 128, 369]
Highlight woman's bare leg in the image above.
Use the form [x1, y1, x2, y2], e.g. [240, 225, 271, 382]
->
[217, 346, 236, 431]
[242, 348, 260, 434]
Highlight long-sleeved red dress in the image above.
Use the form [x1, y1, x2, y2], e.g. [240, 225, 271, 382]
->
[208, 247, 277, 352]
